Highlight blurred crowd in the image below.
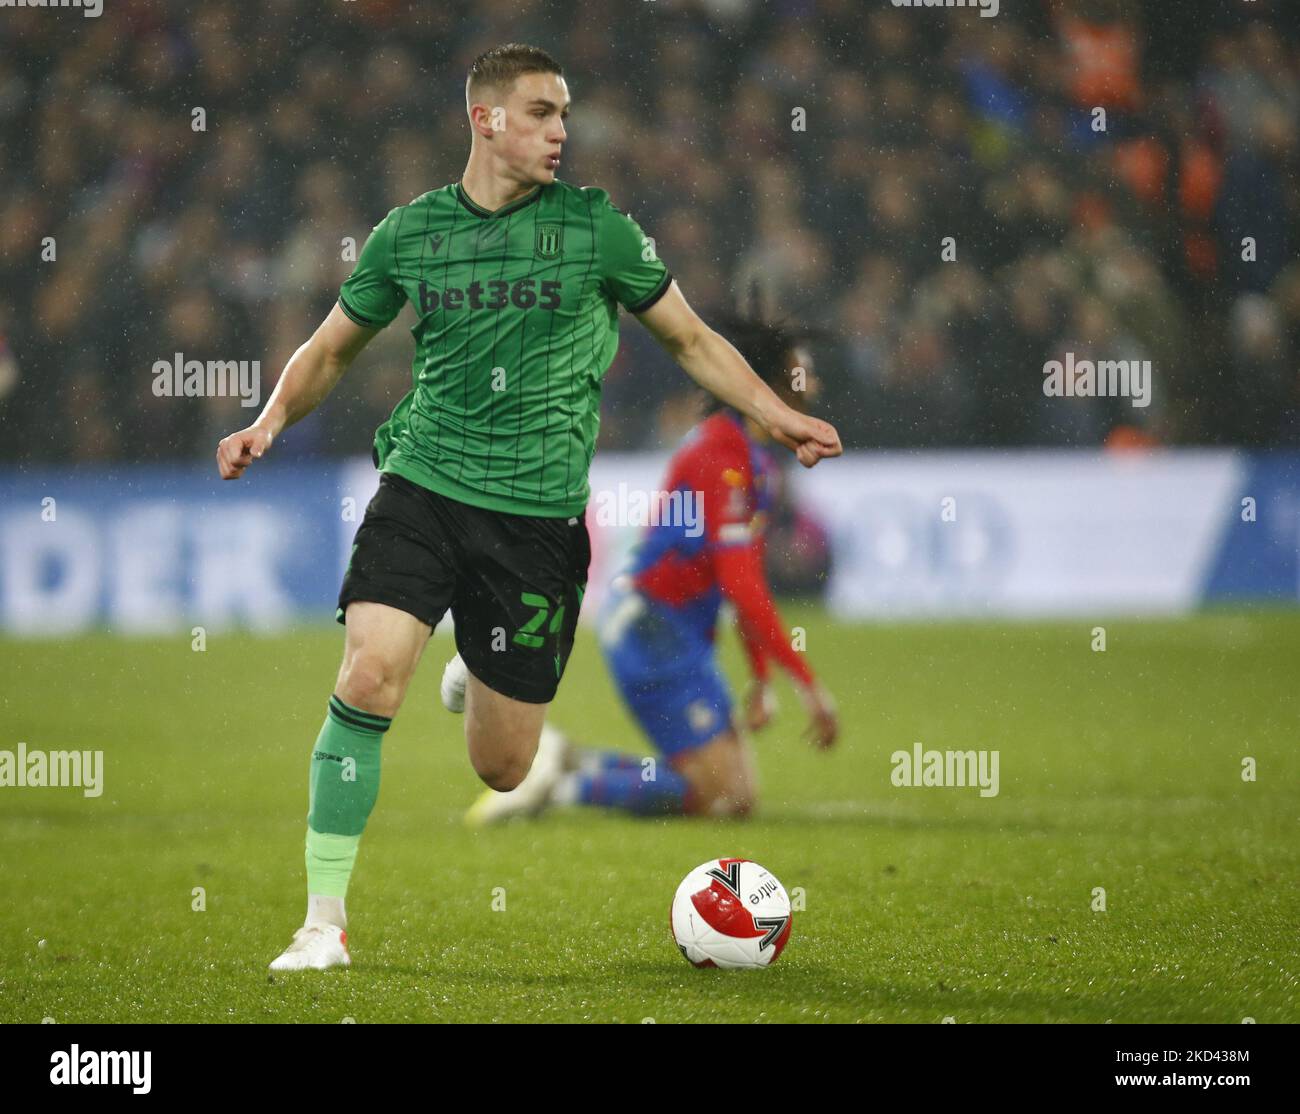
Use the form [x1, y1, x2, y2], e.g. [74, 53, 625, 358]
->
[1, 0, 1298, 464]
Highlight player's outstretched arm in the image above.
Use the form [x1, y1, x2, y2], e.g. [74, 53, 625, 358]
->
[636, 283, 842, 469]
[216, 303, 379, 480]
[738, 618, 775, 731]
[714, 544, 839, 750]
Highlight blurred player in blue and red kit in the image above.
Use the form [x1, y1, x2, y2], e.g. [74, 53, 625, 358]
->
[465, 317, 839, 824]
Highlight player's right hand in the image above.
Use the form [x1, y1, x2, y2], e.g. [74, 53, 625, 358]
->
[216, 425, 273, 480]
[798, 683, 839, 751]
[743, 681, 776, 732]
[766, 405, 842, 469]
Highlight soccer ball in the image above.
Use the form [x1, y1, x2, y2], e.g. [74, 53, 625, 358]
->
[670, 858, 792, 969]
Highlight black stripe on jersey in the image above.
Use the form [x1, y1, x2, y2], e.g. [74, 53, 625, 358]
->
[434, 196, 465, 462]
[626, 271, 674, 315]
[480, 212, 518, 490]
[537, 204, 565, 502]
[338, 295, 379, 328]
[582, 198, 603, 498]
[508, 242, 531, 500]
[453, 208, 490, 484]
[455, 182, 543, 220]
[419, 199, 432, 276]
[392, 205, 408, 282]
[417, 197, 434, 462]
[563, 201, 597, 502]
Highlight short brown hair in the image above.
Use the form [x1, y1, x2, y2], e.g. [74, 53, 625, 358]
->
[702, 314, 804, 415]
[466, 43, 563, 102]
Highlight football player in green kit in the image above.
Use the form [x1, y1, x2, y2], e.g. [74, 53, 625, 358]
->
[215, 43, 841, 971]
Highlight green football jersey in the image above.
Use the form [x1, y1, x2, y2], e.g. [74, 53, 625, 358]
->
[338, 180, 672, 517]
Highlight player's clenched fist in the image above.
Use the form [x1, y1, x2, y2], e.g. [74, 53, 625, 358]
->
[216, 425, 274, 480]
[766, 406, 842, 469]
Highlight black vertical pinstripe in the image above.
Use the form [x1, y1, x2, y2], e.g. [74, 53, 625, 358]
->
[537, 200, 566, 501]
[563, 197, 599, 502]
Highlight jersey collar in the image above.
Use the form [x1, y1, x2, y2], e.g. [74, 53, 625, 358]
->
[455, 181, 544, 219]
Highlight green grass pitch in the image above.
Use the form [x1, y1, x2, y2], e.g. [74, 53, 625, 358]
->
[2, 608, 1297, 1023]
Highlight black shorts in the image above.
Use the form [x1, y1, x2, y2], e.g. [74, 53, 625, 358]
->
[337, 472, 590, 704]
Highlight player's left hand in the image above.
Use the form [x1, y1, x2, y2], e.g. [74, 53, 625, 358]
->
[766, 405, 842, 469]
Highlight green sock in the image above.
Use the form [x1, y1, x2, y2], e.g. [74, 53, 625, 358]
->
[304, 695, 391, 898]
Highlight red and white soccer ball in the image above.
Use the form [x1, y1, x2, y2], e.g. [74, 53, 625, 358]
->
[670, 858, 792, 969]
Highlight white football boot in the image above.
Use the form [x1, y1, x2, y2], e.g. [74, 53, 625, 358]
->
[465, 723, 570, 827]
[268, 923, 350, 971]
[440, 652, 469, 713]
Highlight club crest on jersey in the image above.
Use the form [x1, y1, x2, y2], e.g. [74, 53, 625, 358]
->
[535, 223, 563, 259]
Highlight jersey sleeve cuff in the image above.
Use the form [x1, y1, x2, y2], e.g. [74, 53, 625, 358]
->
[625, 272, 673, 315]
[338, 295, 381, 329]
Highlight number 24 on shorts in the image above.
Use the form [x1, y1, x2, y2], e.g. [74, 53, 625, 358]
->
[513, 592, 566, 649]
